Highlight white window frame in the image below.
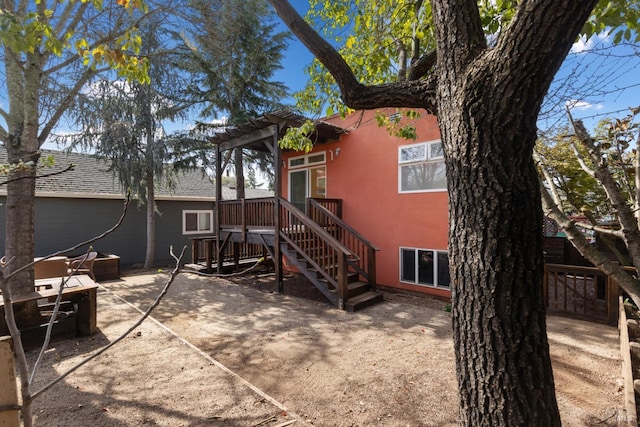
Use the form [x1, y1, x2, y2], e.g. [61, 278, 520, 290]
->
[182, 210, 214, 235]
[399, 247, 450, 289]
[398, 140, 446, 193]
[288, 151, 326, 169]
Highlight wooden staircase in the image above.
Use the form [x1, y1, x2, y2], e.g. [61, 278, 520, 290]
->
[211, 197, 383, 311]
[278, 198, 383, 312]
[279, 243, 382, 311]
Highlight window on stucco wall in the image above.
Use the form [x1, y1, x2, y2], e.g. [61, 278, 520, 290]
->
[400, 247, 450, 289]
[398, 140, 446, 193]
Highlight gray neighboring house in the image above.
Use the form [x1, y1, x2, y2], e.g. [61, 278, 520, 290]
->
[0, 148, 271, 267]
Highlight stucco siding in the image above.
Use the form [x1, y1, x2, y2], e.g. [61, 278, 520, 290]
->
[281, 109, 450, 298]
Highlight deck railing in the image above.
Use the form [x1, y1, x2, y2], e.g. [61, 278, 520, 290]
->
[219, 197, 276, 229]
[308, 198, 342, 219]
[279, 198, 354, 307]
[191, 236, 264, 270]
[544, 263, 620, 325]
[307, 198, 378, 288]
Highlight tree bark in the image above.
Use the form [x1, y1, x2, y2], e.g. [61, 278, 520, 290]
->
[234, 148, 246, 199]
[4, 48, 44, 326]
[268, 0, 598, 424]
[144, 171, 156, 269]
[431, 1, 597, 424]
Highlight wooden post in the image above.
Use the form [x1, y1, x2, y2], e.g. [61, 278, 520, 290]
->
[233, 242, 240, 271]
[0, 336, 20, 427]
[367, 246, 377, 290]
[76, 287, 97, 335]
[215, 143, 223, 274]
[273, 129, 283, 293]
[241, 198, 247, 243]
[191, 238, 199, 264]
[337, 254, 347, 310]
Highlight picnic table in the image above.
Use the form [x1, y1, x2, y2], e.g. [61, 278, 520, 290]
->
[0, 275, 98, 336]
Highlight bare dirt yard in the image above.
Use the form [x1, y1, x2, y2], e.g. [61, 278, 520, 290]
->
[27, 269, 623, 426]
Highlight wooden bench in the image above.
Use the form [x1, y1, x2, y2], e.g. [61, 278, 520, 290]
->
[0, 275, 98, 336]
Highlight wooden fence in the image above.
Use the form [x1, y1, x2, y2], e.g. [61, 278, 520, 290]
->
[544, 263, 620, 325]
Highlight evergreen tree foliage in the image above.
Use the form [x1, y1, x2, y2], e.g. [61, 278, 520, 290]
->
[177, 0, 289, 195]
[65, 18, 192, 268]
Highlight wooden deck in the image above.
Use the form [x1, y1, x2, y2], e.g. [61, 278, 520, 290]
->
[190, 228, 274, 273]
[190, 197, 382, 311]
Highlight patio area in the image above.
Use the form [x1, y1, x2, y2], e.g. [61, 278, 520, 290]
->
[28, 269, 623, 426]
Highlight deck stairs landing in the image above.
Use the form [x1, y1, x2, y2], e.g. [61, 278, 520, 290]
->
[279, 242, 383, 312]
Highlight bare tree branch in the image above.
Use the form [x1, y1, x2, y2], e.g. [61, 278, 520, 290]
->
[31, 246, 187, 400]
[568, 111, 640, 271]
[568, 141, 595, 177]
[0, 164, 75, 186]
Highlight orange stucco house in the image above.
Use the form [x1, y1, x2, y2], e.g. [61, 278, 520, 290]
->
[205, 108, 450, 309]
[279, 109, 450, 299]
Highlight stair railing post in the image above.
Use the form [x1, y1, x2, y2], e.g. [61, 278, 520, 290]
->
[338, 253, 348, 310]
[608, 274, 619, 326]
[273, 129, 283, 294]
[215, 143, 223, 274]
[367, 246, 376, 290]
[241, 198, 247, 243]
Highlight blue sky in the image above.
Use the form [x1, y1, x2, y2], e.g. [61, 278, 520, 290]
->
[541, 35, 640, 132]
[272, 0, 314, 96]
[6, 2, 639, 148]
[271, 2, 640, 134]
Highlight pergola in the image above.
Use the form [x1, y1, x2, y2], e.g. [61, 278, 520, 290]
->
[207, 110, 345, 288]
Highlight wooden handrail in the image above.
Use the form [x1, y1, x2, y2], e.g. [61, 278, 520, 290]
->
[308, 198, 343, 218]
[307, 198, 378, 288]
[279, 198, 353, 308]
[279, 198, 353, 257]
[219, 197, 276, 229]
[308, 198, 379, 250]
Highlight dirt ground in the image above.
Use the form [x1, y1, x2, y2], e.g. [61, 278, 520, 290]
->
[26, 268, 623, 426]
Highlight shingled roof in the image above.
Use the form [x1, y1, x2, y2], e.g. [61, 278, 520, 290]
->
[0, 148, 218, 200]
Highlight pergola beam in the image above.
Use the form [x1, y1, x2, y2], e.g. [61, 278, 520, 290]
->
[217, 125, 278, 152]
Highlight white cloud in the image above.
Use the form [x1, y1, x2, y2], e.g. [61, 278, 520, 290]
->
[571, 31, 611, 53]
[565, 99, 605, 111]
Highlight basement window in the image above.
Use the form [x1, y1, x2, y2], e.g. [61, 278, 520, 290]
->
[400, 247, 450, 289]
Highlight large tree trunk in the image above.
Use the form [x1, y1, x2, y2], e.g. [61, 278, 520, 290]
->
[441, 96, 559, 425]
[431, 1, 597, 424]
[4, 158, 41, 328]
[4, 50, 44, 327]
[234, 148, 245, 199]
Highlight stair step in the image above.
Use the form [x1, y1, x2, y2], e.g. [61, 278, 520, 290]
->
[346, 281, 369, 297]
[321, 281, 371, 298]
[345, 291, 384, 312]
